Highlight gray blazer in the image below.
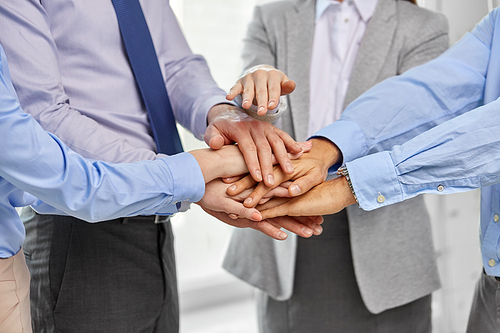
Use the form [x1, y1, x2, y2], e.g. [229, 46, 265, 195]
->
[223, 0, 449, 314]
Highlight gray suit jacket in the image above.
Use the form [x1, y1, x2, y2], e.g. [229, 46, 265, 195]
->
[223, 0, 449, 314]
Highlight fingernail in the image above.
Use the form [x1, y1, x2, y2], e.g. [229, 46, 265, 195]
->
[268, 101, 276, 109]
[251, 212, 262, 221]
[302, 227, 313, 236]
[244, 197, 253, 205]
[243, 99, 251, 106]
[229, 213, 238, 219]
[228, 185, 237, 192]
[285, 162, 294, 173]
[267, 174, 275, 186]
[278, 232, 287, 240]
[255, 170, 262, 182]
[290, 184, 301, 196]
[313, 225, 323, 235]
[304, 141, 312, 148]
[258, 106, 265, 114]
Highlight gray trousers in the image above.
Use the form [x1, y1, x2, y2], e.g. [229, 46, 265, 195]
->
[258, 209, 432, 333]
[21, 207, 179, 333]
[467, 270, 500, 333]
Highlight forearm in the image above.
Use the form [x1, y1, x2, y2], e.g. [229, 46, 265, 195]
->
[347, 98, 500, 211]
[315, 30, 490, 164]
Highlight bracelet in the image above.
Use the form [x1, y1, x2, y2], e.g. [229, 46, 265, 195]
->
[337, 166, 359, 203]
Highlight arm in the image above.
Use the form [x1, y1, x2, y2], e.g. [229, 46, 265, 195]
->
[260, 97, 500, 217]
[317, 14, 490, 165]
[259, 11, 498, 217]
[0, 47, 314, 240]
[0, 46, 203, 221]
[0, 1, 158, 163]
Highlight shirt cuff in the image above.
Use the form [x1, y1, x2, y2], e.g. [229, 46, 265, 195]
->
[312, 120, 367, 164]
[233, 95, 284, 123]
[194, 95, 237, 140]
[345, 151, 403, 211]
[158, 152, 205, 205]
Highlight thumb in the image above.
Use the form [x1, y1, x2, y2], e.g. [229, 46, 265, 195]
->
[288, 174, 319, 197]
[281, 77, 296, 95]
[204, 124, 225, 150]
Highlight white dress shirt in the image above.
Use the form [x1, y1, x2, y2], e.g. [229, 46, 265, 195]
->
[309, 0, 378, 136]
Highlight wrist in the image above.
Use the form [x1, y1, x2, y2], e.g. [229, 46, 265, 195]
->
[310, 138, 342, 168]
[337, 166, 358, 204]
[207, 104, 234, 125]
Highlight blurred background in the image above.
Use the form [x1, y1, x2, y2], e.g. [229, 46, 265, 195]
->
[168, 0, 500, 332]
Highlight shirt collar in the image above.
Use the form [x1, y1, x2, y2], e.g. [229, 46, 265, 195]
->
[315, 0, 378, 23]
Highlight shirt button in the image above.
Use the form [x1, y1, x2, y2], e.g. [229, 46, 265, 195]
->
[489, 259, 497, 267]
[437, 185, 444, 192]
[377, 195, 385, 203]
[495, 215, 500, 222]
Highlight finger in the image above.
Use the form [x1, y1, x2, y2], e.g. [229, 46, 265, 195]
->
[200, 206, 287, 240]
[260, 203, 292, 219]
[274, 127, 302, 155]
[204, 124, 225, 150]
[222, 176, 240, 184]
[227, 174, 257, 196]
[244, 168, 289, 208]
[266, 186, 292, 198]
[241, 77, 255, 110]
[288, 173, 322, 197]
[250, 220, 288, 240]
[253, 71, 270, 115]
[235, 132, 263, 182]
[267, 216, 314, 238]
[259, 197, 271, 205]
[251, 130, 275, 187]
[291, 216, 324, 235]
[226, 82, 243, 101]
[267, 130, 294, 175]
[223, 199, 263, 221]
[297, 140, 313, 154]
[232, 187, 257, 202]
[266, 72, 283, 110]
[281, 76, 296, 95]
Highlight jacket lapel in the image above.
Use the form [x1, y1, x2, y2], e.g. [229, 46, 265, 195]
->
[284, 0, 316, 142]
[343, 0, 397, 109]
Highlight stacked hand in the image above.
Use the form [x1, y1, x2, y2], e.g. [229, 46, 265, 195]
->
[198, 65, 356, 241]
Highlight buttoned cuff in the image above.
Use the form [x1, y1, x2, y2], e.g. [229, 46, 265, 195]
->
[158, 152, 205, 206]
[345, 151, 403, 211]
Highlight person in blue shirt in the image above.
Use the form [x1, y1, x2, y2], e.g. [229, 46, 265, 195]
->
[0, 44, 322, 333]
[229, 8, 500, 332]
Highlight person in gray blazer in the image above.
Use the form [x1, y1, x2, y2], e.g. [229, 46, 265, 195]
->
[223, 0, 449, 332]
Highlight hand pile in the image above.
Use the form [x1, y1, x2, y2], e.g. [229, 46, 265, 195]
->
[194, 66, 357, 241]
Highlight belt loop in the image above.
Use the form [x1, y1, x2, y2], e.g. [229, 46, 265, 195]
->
[122, 217, 129, 225]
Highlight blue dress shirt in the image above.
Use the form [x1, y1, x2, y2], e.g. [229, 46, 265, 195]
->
[0, 45, 205, 259]
[314, 9, 500, 275]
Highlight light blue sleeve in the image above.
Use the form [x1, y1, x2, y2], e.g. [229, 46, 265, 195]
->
[0, 46, 205, 221]
[314, 11, 494, 164]
[310, 11, 498, 210]
[346, 98, 500, 210]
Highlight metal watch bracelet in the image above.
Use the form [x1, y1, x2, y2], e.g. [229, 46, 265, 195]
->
[337, 166, 359, 204]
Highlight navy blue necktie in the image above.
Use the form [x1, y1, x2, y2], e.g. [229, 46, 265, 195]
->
[112, 0, 183, 155]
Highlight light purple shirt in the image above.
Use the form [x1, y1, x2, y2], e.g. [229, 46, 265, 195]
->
[309, 0, 378, 136]
[0, 0, 228, 164]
